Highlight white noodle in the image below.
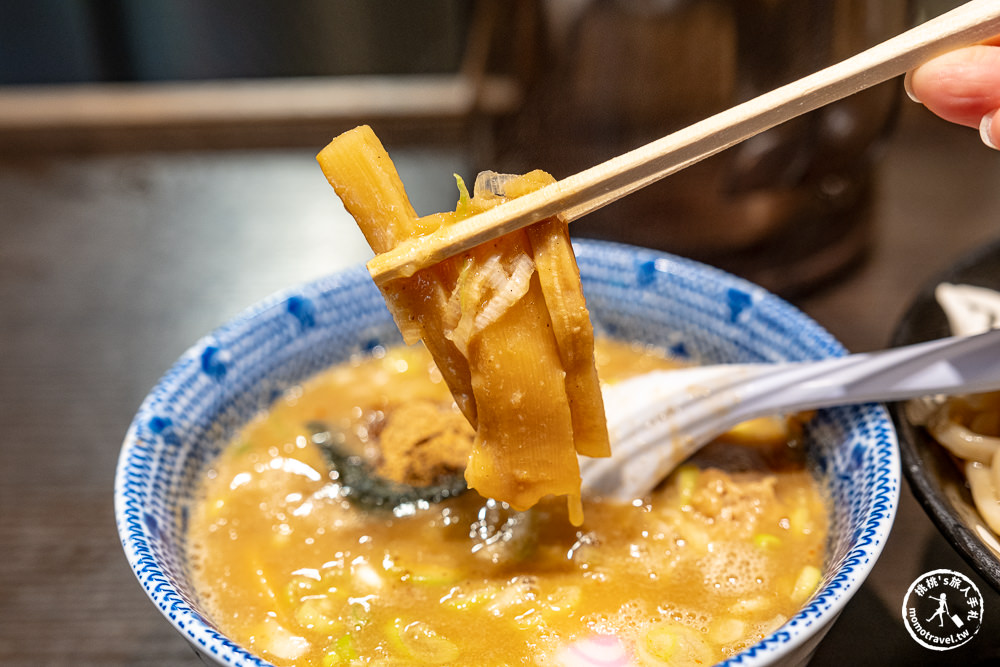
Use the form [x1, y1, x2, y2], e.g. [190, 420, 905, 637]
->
[965, 461, 1000, 535]
[926, 403, 1000, 464]
[915, 283, 1000, 539]
[992, 448, 1000, 500]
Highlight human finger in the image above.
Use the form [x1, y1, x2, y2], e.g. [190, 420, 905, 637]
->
[905, 44, 1000, 130]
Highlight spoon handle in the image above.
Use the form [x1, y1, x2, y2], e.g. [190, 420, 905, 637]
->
[726, 328, 1000, 422]
[369, 0, 1000, 283]
[584, 328, 1000, 500]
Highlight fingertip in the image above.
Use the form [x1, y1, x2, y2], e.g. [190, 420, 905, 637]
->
[908, 45, 1000, 128]
[980, 110, 999, 150]
[903, 70, 921, 104]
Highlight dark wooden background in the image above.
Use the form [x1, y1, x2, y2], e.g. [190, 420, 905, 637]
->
[3, 101, 1000, 665]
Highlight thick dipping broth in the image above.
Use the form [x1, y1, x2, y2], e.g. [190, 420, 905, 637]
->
[188, 339, 828, 666]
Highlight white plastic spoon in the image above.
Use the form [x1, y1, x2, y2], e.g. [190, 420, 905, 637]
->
[581, 328, 1000, 500]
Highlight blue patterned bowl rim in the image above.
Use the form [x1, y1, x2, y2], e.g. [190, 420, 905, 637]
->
[114, 238, 900, 667]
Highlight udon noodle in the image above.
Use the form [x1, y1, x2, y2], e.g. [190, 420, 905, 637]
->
[907, 283, 1000, 534]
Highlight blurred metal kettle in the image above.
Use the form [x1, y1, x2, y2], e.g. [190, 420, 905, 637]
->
[489, 0, 910, 295]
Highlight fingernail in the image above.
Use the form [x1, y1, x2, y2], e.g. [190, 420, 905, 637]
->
[903, 70, 921, 103]
[980, 111, 998, 150]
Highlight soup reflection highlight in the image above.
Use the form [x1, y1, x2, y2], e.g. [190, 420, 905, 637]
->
[188, 339, 827, 666]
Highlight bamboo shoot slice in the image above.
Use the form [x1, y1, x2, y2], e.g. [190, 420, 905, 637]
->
[317, 126, 607, 523]
[527, 217, 610, 459]
[316, 126, 477, 424]
[460, 235, 583, 514]
[481, 171, 609, 458]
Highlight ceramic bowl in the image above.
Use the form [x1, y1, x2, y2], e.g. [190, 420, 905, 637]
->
[115, 239, 899, 666]
[890, 238, 1000, 592]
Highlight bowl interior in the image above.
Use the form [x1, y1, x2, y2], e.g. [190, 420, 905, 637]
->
[889, 238, 1000, 592]
[115, 239, 899, 666]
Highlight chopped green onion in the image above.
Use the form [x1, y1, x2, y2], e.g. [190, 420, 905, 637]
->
[789, 504, 811, 535]
[644, 625, 680, 660]
[440, 583, 498, 610]
[293, 596, 343, 633]
[454, 174, 472, 217]
[791, 565, 822, 603]
[753, 533, 782, 549]
[638, 622, 714, 664]
[675, 465, 699, 506]
[710, 617, 746, 645]
[321, 634, 359, 666]
[401, 562, 464, 586]
[543, 585, 582, 615]
[386, 617, 459, 664]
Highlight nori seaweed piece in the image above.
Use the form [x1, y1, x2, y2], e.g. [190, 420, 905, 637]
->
[307, 421, 468, 510]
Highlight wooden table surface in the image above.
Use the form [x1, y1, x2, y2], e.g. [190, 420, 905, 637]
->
[3, 104, 1000, 666]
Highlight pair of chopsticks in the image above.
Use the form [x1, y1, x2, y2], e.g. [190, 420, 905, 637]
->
[368, 0, 1000, 285]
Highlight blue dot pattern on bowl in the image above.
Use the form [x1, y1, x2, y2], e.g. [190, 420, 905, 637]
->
[114, 239, 899, 667]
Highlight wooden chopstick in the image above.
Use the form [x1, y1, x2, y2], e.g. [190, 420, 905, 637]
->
[368, 0, 1000, 285]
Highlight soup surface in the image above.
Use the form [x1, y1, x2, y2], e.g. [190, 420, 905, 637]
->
[188, 339, 828, 666]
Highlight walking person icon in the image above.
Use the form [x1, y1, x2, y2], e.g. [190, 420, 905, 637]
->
[927, 593, 950, 628]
